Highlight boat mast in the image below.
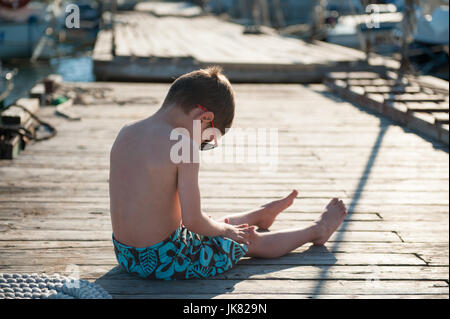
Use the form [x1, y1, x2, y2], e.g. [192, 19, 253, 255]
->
[400, 0, 419, 74]
[309, 0, 327, 41]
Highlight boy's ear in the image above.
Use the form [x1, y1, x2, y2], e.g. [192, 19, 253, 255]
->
[191, 108, 214, 122]
[199, 111, 214, 123]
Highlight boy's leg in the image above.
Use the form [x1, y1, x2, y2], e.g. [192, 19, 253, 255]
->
[222, 190, 298, 229]
[245, 198, 347, 258]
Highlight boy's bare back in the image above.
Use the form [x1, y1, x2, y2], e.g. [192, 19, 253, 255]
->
[109, 116, 182, 248]
[109, 67, 254, 256]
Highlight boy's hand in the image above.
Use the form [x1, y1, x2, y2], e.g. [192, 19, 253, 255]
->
[223, 223, 255, 246]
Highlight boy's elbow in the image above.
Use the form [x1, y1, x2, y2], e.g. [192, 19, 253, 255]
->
[181, 214, 200, 231]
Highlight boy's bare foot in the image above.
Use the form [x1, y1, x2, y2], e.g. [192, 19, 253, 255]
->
[224, 190, 298, 229]
[257, 190, 298, 229]
[313, 198, 347, 246]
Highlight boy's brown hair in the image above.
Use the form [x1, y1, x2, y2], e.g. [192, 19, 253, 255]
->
[162, 66, 235, 135]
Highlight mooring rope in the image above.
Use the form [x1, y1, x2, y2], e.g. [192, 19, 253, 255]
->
[0, 273, 112, 299]
[0, 104, 57, 141]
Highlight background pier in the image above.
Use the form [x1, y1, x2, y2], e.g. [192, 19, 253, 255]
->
[93, 6, 373, 82]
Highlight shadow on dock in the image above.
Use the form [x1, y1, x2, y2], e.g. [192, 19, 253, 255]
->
[94, 245, 337, 299]
[316, 87, 449, 152]
[310, 120, 389, 298]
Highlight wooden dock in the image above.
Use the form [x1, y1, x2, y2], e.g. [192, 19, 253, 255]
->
[325, 71, 450, 145]
[0, 81, 448, 298]
[93, 6, 375, 83]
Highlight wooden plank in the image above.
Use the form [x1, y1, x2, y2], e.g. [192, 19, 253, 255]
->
[113, 24, 131, 57]
[407, 111, 440, 139]
[396, 231, 450, 243]
[0, 98, 39, 125]
[87, 279, 450, 296]
[1, 218, 448, 235]
[347, 79, 403, 86]
[92, 30, 113, 62]
[0, 197, 447, 209]
[0, 229, 402, 243]
[0, 201, 446, 217]
[0, 249, 425, 267]
[0, 211, 381, 223]
[113, 294, 450, 299]
[409, 74, 450, 94]
[385, 94, 446, 103]
[0, 241, 446, 256]
[433, 112, 449, 124]
[1, 263, 447, 281]
[29, 83, 46, 106]
[363, 86, 422, 94]
[327, 72, 380, 80]
[406, 102, 449, 112]
[0, 238, 442, 250]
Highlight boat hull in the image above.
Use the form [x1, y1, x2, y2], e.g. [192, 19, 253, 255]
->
[0, 20, 48, 59]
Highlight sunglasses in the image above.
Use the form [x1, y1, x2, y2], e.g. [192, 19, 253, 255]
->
[197, 104, 218, 151]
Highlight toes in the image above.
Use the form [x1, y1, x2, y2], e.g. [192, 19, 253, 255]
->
[329, 198, 339, 206]
[340, 204, 347, 216]
[276, 190, 298, 207]
[285, 190, 298, 202]
[288, 190, 298, 203]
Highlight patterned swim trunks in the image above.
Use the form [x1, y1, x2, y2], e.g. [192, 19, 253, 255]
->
[112, 226, 248, 280]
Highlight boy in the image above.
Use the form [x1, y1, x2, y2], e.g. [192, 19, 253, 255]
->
[109, 66, 347, 280]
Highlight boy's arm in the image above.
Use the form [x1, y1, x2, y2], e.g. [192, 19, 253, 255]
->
[177, 161, 253, 244]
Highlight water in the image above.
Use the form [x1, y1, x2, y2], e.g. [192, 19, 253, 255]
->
[2, 53, 94, 107]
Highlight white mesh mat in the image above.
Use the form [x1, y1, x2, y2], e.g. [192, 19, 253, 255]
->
[0, 273, 112, 299]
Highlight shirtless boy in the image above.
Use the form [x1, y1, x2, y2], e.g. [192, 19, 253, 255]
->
[109, 66, 347, 280]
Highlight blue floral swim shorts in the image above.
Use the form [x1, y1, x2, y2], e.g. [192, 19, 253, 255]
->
[112, 226, 248, 280]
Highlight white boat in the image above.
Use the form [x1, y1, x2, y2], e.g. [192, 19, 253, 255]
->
[326, 11, 403, 48]
[414, 5, 449, 45]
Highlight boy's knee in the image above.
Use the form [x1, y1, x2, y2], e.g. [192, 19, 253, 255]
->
[247, 229, 260, 244]
[245, 231, 264, 256]
[246, 231, 283, 259]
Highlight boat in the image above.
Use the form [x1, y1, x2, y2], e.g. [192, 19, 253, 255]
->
[116, 0, 138, 11]
[414, 5, 449, 45]
[207, 0, 315, 26]
[0, 0, 63, 60]
[326, 4, 403, 50]
[408, 5, 449, 79]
